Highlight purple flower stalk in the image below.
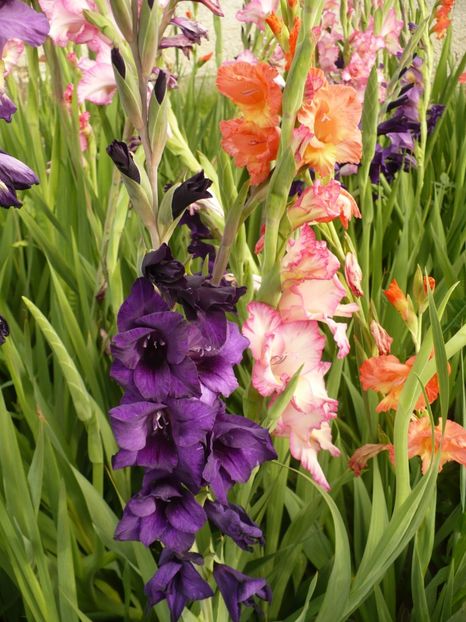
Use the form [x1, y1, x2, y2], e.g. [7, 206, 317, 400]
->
[109, 226, 275, 619]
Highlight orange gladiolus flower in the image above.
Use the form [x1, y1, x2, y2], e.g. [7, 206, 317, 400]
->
[297, 84, 362, 177]
[216, 61, 282, 127]
[408, 415, 466, 473]
[359, 354, 440, 413]
[384, 278, 417, 331]
[220, 119, 280, 185]
[432, 0, 455, 39]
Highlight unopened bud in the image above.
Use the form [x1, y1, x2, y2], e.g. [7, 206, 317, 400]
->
[154, 69, 167, 105]
[111, 47, 126, 78]
[109, 0, 133, 41]
[106, 140, 140, 182]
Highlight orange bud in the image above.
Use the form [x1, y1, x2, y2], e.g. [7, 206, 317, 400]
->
[423, 276, 436, 294]
[265, 12, 283, 37]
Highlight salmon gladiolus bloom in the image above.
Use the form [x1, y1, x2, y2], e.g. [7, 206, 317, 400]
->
[408, 416, 466, 473]
[220, 119, 280, 185]
[297, 84, 362, 176]
[359, 354, 440, 413]
[216, 61, 282, 127]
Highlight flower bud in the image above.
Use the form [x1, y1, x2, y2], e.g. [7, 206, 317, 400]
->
[111, 49, 144, 130]
[172, 171, 213, 219]
[369, 320, 393, 355]
[107, 140, 140, 182]
[0, 314, 9, 345]
[384, 278, 418, 337]
[138, 0, 159, 77]
[109, 0, 133, 42]
[154, 69, 167, 105]
[344, 252, 364, 297]
[111, 47, 126, 79]
[413, 266, 435, 313]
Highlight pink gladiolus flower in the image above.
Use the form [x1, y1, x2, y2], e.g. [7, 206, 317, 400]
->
[369, 320, 393, 355]
[236, 0, 279, 30]
[344, 252, 363, 297]
[77, 56, 116, 105]
[39, 0, 105, 52]
[279, 277, 358, 358]
[2, 39, 24, 75]
[242, 302, 327, 397]
[287, 421, 340, 491]
[288, 181, 360, 230]
[281, 225, 340, 288]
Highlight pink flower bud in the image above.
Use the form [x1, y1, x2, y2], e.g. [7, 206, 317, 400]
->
[344, 252, 363, 297]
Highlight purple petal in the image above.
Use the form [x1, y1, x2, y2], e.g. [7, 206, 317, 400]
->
[117, 278, 168, 332]
[0, 0, 49, 52]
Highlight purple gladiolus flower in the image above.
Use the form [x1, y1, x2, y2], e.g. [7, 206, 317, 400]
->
[180, 211, 216, 266]
[115, 472, 206, 552]
[111, 278, 200, 399]
[110, 393, 216, 488]
[0, 150, 39, 208]
[145, 550, 213, 622]
[189, 320, 249, 396]
[0, 0, 49, 53]
[0, 90, 17, 123]
[0, 314, 9, 345]
[203, 411, 277, 502]
[141, 244, 186, 287]
[170, 16, 209, 44]
[172, 171, 213, 219]
[205, 500, 264, 551]
[213, 563, 272, 622]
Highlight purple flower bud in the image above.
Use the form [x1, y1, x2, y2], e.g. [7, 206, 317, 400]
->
[0, 314, 9, 345]
[154, 69, 167, 105]
[0, 89, 17, 123]
[142, 244, 186, 287]
[172, 171, 212, 219]
[145, 550, 213, 621]
[205, 500, 264, 551]
[111, 47, 126, 78]
[106, 140, 140, 183]
[213, 563, 272, 622]
[170, 16, 208, 45]
[0, 149, 39, 208]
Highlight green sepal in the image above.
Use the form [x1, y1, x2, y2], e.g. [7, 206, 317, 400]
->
[148, 89, 169, 167]
[109, 0, 133, 41]
[138, 0, 160, 76]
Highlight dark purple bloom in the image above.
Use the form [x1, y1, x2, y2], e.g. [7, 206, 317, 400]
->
[170, 16, 208, 45]
[110, 393, 216, 488]
[427, 104, 445, 133]
[189, 320, 249, 397]
[370, 144, 416, 184]
[180, 211, 216, 265]
[142, 244, 186, 287]
[205, 500, 263, 551]
[106, 140, 140, 183]
[0, 0, 49, 53]
[0, 89, 17, 123]
[172, 171, 212, 219]
[0, 149, 39, 208]
[145, 550, 213, 622]
[111, 278, 200, 400]
[203, 411, 277, 502]
[289, 180, 305, 197]
[377, 113, 420, 136]
[115, 472, 206, 551]
[0, 314, 9, 345]
[177, 275, 246, 321]
[213, 563, 272, 622]
[159, 35, 195, 57]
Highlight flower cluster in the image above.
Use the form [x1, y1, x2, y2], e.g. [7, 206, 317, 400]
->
[370, 57, 444, 184]
[432, 0, 455, 39]
[217, 59, 282, 185]
[109, 238, 276, 620]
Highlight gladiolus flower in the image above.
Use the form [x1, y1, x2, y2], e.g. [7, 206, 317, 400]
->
[344, 252, 364, 297]
[0, 0, 49, 52]
[297, 84, 362, 176]
[237, 0, 279, 30]
[281, 226, 340, 288]
[213, 563, 272, 622]
[220, 119, 279, 185]
[288, 181, 360, 231]
[384, 279, 417, 332]
[407, 415, 466, 473]
[359, 354, 441, 413]
[216, 61, 282, 127]
[369, 320, 393, 355]
[0, 149, 39, 208]
[432, 0, 455, 39]
[348, 443, 392, 476]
